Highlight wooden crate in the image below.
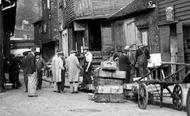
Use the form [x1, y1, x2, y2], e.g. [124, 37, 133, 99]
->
[94, 93, 124, 103]
[93, 69, 125, 103]
[95, 85, 123, 94]
[94, 69, 126, 79]
[94, 77, 123, 86]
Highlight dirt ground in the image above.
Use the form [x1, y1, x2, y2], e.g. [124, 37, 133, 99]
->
[0, 73, 187, 116]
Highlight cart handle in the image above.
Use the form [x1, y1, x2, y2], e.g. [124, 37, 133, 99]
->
[162, 62, 190, 66]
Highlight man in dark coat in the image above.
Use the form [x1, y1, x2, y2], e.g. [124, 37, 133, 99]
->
[60, 53, 66, 92]
[118, 47, 131, 83]
[136, 45, 150, 77]
[25, 49, 37, 97]
[35, 53, 46, 90]
[22, 51, 29, 92]
[9, 54, 21, 89]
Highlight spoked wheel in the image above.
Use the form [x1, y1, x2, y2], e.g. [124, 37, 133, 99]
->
[138, 83, 149, 109]
[173, 84, 183, 110]
[187, 88, 190, 116]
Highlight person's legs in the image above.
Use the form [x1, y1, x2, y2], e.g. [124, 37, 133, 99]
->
[73, 82, 79, 93]
[24, 72, 28, 92]
[70, 82, 74, 93]
[81, 73, 88, 89]
[61, 71, 65, 92]
[28, 73, 38, 97]
[37, 71, 43, 90]
[15, 72, 20, 89]
[86, 71, 93, 90]
[57, 82, 61, 93]
[138, 65, 144, 77]
[9, 73, 15, 88]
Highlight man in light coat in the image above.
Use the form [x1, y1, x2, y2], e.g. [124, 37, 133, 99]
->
[66, 50, 82, 93]
[52, 51, 64, 93]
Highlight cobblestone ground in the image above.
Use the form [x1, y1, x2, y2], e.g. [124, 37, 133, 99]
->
[0, 73, 187, 116]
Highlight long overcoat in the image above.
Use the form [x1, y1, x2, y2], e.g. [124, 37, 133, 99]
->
[66, 54, 81, 82]
[52, 55, 63, 82]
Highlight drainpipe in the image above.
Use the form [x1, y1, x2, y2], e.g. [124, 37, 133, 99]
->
[0, 1, 4, 92]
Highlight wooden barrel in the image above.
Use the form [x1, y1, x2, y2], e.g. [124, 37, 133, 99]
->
[93, 69, 126, 103]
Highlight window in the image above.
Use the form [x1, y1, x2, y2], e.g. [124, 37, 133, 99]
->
[139, 29, 148, 46]
[39, 25, 42, 34]
[43, 23, 47, 33]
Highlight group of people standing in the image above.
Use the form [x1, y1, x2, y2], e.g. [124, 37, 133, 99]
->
[111, 44, 150, 83]
[22, 48, 46, 97]
[4, 54, 21, 89]
[8, 44, 149, 97]
[52, 47, 93, 94]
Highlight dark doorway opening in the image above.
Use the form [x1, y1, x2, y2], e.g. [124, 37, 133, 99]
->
[89, 21, 102, 51]
[74, 31, 84, 53]
[183, 25, 190, 64]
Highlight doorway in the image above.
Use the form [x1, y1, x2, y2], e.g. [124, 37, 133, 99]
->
[183, 25, 190, 63]
[88, 21, 102, 51]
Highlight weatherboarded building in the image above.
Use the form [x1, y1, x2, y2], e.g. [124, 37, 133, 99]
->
[158, 0, 190, 64]
[109, 0, 159, 54]
[61, 0, 134, 54]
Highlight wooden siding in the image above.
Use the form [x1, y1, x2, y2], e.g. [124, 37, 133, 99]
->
[101, 23, 113, 51]
[92, 0, 132, 18]
[64, 0, 75, 26]
[112, 21, 125, 51]
[158, 0, 190, 23]
[74, 0, 92, 18]
[64, 0, 132, 27]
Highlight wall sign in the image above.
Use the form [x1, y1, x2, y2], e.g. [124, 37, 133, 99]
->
[74, 22, 85, 31]
[166, 6, 174, 21]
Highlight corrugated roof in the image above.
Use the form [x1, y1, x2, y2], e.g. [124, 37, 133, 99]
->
[109, 0, 155, 20]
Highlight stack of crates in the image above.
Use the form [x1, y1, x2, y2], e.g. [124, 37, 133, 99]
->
[93, 69, 126, 103]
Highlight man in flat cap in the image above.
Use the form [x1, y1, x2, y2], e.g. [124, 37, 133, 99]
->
[35, 52, 46, 90]
[118, 46, 131, 83]
[66, 50, 82, 93]
[136, 44, 150, 77]
[81, 47, 93, 91]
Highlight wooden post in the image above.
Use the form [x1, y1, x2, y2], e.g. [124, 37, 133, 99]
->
[0, 3, 4, 92]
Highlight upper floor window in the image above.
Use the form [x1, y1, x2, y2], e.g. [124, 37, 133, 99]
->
[43, 23, 47, 33]
[139, 29, 148, 46]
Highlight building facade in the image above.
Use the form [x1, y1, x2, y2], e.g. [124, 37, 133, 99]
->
[34, 0, 60, 62]
[109, 0, 158, 53]
[62, 0, 134, 54]
[0, 0, 17, 92]
[158, 0, 190, 64]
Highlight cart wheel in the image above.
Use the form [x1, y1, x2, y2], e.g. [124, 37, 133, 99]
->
[138, 83, 148, 109]
[173, 84, 183, 110]
[187, 88, 190, 116]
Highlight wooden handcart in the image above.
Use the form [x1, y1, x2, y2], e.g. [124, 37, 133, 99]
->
[133, 62, 190, 110]
[187, 86, 190, 116]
